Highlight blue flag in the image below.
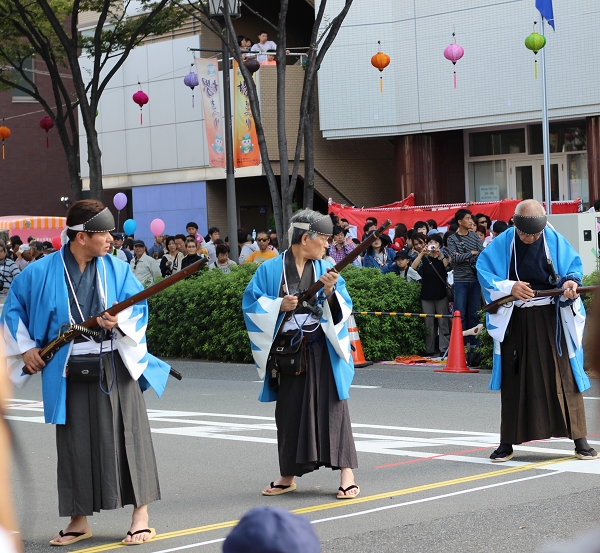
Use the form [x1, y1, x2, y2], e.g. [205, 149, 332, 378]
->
[536, 0, 555, 29]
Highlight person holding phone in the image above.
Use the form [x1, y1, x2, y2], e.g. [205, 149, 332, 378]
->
[412, 234, 451, 356]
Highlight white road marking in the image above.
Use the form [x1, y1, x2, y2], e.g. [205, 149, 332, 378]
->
[350, 385, 382, 389]
[8, 401, 600, 474]
[143, 471, 562, 553]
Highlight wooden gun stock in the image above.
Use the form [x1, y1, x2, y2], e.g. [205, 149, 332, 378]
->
[482, 285, 599, 314]
[297, 220, 392, 305]
[39, 256, 208, 363]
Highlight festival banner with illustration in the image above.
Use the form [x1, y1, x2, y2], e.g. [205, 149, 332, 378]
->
[233, 61, 260, 168]
[195, 57, 225, 168]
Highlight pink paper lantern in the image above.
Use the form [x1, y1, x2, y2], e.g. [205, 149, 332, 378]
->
[444, 34, 464, 89]
[132, 89, 149, 125]
[150, 218, 165, 236]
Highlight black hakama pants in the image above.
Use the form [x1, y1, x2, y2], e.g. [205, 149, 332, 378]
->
[275, 330, 358, 477]
[56, 352, 160, 517]
[499, 304, 587, 445]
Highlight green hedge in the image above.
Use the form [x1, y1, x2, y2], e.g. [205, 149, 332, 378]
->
[147, 263, 427, 362]
[342, 266, 427, 360]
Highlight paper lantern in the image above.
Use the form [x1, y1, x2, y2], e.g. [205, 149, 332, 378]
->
[444, 33, 465, 89]
[51, 236, 62, 250]
[525, 23, 546, 79]
[0, 124, 10, 160]
[370, 41, 390, 93]
[244, 57, 260, 74]
[132, 89, 149, 125]
[183, 65, 199, 108]
[39, 116, 54, 149]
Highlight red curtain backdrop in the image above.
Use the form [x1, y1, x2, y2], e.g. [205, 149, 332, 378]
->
[329, 198, 580, 231]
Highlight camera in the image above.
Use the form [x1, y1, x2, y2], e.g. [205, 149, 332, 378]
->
[427, 244, 437, 251]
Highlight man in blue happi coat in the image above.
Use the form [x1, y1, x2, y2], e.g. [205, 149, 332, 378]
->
[1, 200, 170, 545]
[477, 199, 596, 462]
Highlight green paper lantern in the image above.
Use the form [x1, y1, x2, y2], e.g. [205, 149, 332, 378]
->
[525, 26, 546, 79]
[525, 32, 546, 54]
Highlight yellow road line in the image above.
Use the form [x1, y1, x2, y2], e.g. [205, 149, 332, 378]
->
[73, 456, 574, 552]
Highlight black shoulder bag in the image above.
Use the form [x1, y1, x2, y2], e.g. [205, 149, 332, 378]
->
[427, 257, 453, 302]
[266, 331, 307, 377]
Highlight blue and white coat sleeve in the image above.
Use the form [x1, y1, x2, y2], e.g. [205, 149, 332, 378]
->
[101, 256, 171, 398]
[242, 255, 355, 403]
[476, 227, 589, 392]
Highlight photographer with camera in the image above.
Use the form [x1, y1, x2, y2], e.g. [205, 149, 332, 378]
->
[447, 209, 483, 350]
[412, 234, 451, 356]
[0, 244, 20, 299]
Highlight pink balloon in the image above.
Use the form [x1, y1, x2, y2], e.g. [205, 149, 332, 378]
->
[150, 218, 165, 236]
[113, 192, 127, 211]
[52, 236, 62, 250]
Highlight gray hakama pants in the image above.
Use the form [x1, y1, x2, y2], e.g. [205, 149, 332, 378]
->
[275, 330, 358, 477]
[499, 304, 588, 445]
[56, 352, 160, 517]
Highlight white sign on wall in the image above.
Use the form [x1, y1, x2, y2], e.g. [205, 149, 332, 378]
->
[479, 185, 500, 202]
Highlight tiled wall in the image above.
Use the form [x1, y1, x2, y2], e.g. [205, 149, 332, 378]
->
[317, 0, 600, 138]
[132, 181, 207, 246]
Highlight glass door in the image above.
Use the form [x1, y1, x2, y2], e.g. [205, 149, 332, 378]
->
[509, 158, 566, 202]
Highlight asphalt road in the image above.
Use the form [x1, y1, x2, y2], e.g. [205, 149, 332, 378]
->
[8, 361, 600, 553]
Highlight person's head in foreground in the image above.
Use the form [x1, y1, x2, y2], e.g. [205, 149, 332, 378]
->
[222, 507, 320, 553]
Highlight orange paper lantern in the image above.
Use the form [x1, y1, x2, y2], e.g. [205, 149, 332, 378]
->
[0, 125, 11, 160]
[371, 41, 391, 92]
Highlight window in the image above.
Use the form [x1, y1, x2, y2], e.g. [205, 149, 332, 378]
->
[468, 160, 507, 202]
[12, 58, 35, 102]
[469, 129, 526, 157]
[529, 121, 586, 155]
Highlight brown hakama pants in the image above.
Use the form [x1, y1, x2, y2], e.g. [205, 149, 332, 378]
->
[275, 329, 358, 477]
[56, 353, 160, 517]
[500, 304, 587, 445]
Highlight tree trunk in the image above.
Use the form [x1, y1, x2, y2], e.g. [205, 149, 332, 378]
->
[276, 0, 290, 249]
[86, 124, 103, 200]
[303, 88, 316, 210]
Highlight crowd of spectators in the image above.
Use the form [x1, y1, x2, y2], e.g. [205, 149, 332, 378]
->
[0, 209, 511, 357]
[325, 210, 512, 357]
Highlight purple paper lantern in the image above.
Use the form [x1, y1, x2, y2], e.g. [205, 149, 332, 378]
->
[443, 33, 464, 89]
[183, 66, 199, 107]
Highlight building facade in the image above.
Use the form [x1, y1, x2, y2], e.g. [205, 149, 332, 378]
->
[316, 0, 599, 208]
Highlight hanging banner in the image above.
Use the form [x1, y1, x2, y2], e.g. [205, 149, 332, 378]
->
[195, 57, 225, 168]
[233, 61, 260, 168]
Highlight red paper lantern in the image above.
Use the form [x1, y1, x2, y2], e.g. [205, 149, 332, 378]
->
[371, 40, 391, 93]
[0, 124, 11, 160]
[132, 89, 149, 125]
[39, 116, 54, 148]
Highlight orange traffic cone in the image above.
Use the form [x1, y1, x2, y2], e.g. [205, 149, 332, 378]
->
[434, 311, 479, 373]
[348, 314, 373, 368]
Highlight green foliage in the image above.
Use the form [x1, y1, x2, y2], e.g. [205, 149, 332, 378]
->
[342, 266, 427, 361]
[474, 311, 493, 371]
[581, 271, 599, 311]
[147, 264, 257, 362]
[147, 263, 428, 362]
